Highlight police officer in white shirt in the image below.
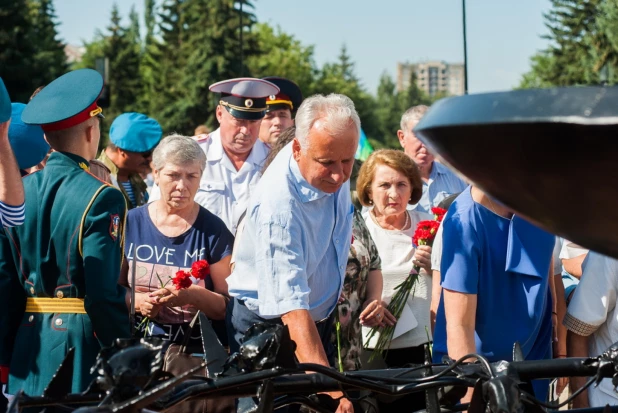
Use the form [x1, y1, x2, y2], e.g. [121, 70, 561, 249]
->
[150, 78, 279, 233]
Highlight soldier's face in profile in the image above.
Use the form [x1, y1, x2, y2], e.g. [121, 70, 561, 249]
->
[216, 106, 261, 156]
[118, 149, 152, 175]
[259, 109, 293, 146]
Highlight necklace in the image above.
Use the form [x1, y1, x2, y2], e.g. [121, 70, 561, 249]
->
[372, 209, 409, 231]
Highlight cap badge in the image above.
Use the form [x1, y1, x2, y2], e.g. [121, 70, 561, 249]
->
[245, 99, 253, 108]
[269, 95, 276, 101]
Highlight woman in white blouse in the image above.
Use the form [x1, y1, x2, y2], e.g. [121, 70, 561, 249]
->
[356, 149, 432, 412]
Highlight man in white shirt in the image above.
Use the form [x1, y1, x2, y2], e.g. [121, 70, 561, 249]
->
[398, 105, 467, 213]
[565, 252, 618, 408]
[151, 78, 280, 234]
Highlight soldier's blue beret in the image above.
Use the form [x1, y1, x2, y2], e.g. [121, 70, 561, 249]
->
[209, 78, 280, 120]
[0, 78, 11, 123]
[21, 69, 104, 132]
[262, 77, 304, 114]
[110, 112, 162, 153]
[8, 103, 49, 170]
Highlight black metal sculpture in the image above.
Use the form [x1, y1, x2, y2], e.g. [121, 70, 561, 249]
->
[413, 86, 618, 258]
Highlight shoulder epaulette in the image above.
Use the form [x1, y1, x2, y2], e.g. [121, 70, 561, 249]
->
[193, 133, 211, 143]
[84, 170, 113, 187]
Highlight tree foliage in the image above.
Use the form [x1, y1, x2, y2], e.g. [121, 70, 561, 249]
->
[2, 0, 451, 149]
[0, 0, 66, 103]
[520, 0, 618, 88]
[247, 23, 317, 99]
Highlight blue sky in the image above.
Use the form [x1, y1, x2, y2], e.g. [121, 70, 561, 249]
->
[54, 0, 552, 94]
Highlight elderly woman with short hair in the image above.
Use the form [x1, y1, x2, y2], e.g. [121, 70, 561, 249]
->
[357, 149, 432, 412]
[120, 134, 233, 347]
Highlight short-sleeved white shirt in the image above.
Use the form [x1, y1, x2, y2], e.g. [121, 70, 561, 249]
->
[564, 252, 618, 406]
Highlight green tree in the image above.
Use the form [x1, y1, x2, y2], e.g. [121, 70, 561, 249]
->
[28, 0, 68, 91]
[76, 4, 143, 143]
[103, 4, 142, 119]
[139, 0, 159, 112]
[373, 72, 401, 148]
[172, 0, 259, 133]
[0, 0, 66, 103]
[397, 71, 430, 112]
[519, 0, 618, 87]
[247, 23, 317, 99]
[142, 0, 188, 133]
[313, 45, 378, 146]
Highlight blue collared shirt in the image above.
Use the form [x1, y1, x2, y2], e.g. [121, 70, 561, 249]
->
[408, 161, 467, 213]
[227, 143, 353, 321]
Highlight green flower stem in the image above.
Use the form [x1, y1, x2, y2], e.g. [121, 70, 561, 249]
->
[335, 307, 343, 373]
[367, 267, 420, 362]
[425, 325, 432, 357]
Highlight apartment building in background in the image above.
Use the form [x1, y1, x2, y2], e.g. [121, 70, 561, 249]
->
[397, 61, 465, 97]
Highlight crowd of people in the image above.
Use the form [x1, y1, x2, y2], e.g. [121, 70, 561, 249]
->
[0, 67, 614, 413]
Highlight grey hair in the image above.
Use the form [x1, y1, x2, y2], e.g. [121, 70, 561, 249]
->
[295, 93, 361, 150]
[400, 105, 428, 131]
[152, 134, 206, 173]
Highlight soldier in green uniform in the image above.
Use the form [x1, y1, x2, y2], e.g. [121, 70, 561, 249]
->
[0, 69, 131, 398]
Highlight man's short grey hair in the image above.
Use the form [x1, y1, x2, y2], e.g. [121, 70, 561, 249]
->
[152, 134, 206, 172]
[400, 105, 428, 131]
[295, 93, 361, 150]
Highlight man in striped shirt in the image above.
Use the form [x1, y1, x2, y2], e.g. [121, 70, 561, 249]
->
[398, 105, 467, 213]
[0, 78, 25, 228]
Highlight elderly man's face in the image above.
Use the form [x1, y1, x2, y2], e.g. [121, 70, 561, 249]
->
[292, 119, 358, 194]
[216, 106, 262, 156]
[398, 121, 435, 169]
[259, 108, 294, 146]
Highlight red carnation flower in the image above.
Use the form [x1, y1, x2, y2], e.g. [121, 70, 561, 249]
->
[172, 270, 192, 290]
[191, 260, 210, 280]
[431, 207, 447, 222]
[413, 220, 441, 247]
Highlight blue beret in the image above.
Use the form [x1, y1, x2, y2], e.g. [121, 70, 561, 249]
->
[9, 103, 49, 169]
[0, 78, 11, 123]
[110, 112, 162, 152]
[21, 69, 104, 131]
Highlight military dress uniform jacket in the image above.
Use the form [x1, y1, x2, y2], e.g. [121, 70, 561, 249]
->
[0, 152, 131, 396]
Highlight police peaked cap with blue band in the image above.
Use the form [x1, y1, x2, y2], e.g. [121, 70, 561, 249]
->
[262, 77, 303, 114]
[9, 103, 49, 170]
[21, 69, 105, 132]
[110, 112, 163, 153]
[209, 78, 280, 120]
[0, 78, 11, 123]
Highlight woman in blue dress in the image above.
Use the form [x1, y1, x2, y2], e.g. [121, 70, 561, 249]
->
[433, 185, 556, 402]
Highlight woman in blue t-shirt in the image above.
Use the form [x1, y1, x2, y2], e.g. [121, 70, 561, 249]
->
[433, 185, 556, 402]
[119, 135, 234, 346]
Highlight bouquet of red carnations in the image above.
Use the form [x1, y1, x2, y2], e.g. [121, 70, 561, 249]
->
[367, 207, 446, 359]
[136, 259, 210, 336]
